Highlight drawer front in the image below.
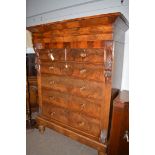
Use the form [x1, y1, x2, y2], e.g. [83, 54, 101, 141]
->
[40, 62, 104, 82]
[68, 95, 101, 119]
[39, 49, 64, 61]
[41, 75, 104, 100]
[69, 49, 104, 63]
[42, 89, 69, 109]
[68, 111, 100, 137]
[42, 103, 68, 124]
[42, 89, 101, 119]
[38, 48, 105, 63]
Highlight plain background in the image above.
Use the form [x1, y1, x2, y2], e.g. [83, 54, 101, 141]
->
[0, 0, 155, 155]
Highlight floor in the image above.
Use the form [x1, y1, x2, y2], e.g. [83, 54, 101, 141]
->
[26, 127, 98, 155]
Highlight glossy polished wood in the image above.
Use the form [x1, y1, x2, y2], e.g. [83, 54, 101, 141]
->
[41, 75, 104, 100]
[38, 48, 106, 63]
[98, 151, 106, 155]
[41, 62, 104, 82]
[42, 89, 101, 119]
[108, 91, 129, 155]
[27, 12, 128, 155]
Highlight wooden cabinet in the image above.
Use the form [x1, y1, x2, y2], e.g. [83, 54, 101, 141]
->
[26, 54, 38, 113]
[27, 12, 128, 155]
[108, 91, 129, 155]
[26, 53, 37, 76]
[27, 76, 38, 112]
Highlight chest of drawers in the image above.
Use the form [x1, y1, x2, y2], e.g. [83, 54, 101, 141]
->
[27, 12, 128, 155]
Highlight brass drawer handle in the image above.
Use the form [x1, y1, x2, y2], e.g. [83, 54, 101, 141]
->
[51, 112, 55, 116]
[49, 81, 55, 85]
[80, 50, 87, 58]
[49, 96, 55, 100]
[80, 68, 86, 74]
[80, 86, 86, 91]
[49, 66, 54, 70]
[80, 53, 87, 58]
[79, 122, 85, 127]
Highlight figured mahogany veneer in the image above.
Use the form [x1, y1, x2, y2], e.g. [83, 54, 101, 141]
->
[41, 75, 104, 100]
[27, 12, 128, 155]
[42, 89, 101, 119]
[41, 62, 104, 82]
[38, 48, 105, 63]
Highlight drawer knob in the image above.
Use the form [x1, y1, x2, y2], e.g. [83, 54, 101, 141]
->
[80, 86, 86, 91]
[79, 121, 85, 127]
[51, 112, 55, 116]
[80, 68, 86, 74]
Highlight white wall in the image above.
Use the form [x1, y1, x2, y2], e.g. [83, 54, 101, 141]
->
[26, 0, 129, 90]
[26, 0, 128, 26]
[26, 30, 35, 53]
[121, 30, 129, 90]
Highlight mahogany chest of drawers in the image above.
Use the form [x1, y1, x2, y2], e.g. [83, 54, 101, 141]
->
[27, 12, 128, 155]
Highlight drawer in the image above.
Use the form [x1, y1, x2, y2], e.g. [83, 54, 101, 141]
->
[38, 48, 105, 63]
[41, 75, 104, 100]
[42, 103, 68, 124]
[42, 89, 101, 119]
[40, 62, 104, 82]
[39, 49, 64, 61]
[68, 95, 101, 119]
[42, 89, 69, 109]
[68, 111, 100, 137]
[69, 49, 104, 63]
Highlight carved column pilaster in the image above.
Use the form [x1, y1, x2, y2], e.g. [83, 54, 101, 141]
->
[34, 48, 41, 74]
[104, 48, 112, 83]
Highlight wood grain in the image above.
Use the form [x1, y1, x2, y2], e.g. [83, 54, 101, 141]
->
[40, 62, 104, 82]
[108, 91, 129, 155]
[37, 115, 107, 152]
[27, 12, 128, 155]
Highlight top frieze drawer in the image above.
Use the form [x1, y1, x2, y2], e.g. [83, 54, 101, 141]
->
[38, 48, 105, 63]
